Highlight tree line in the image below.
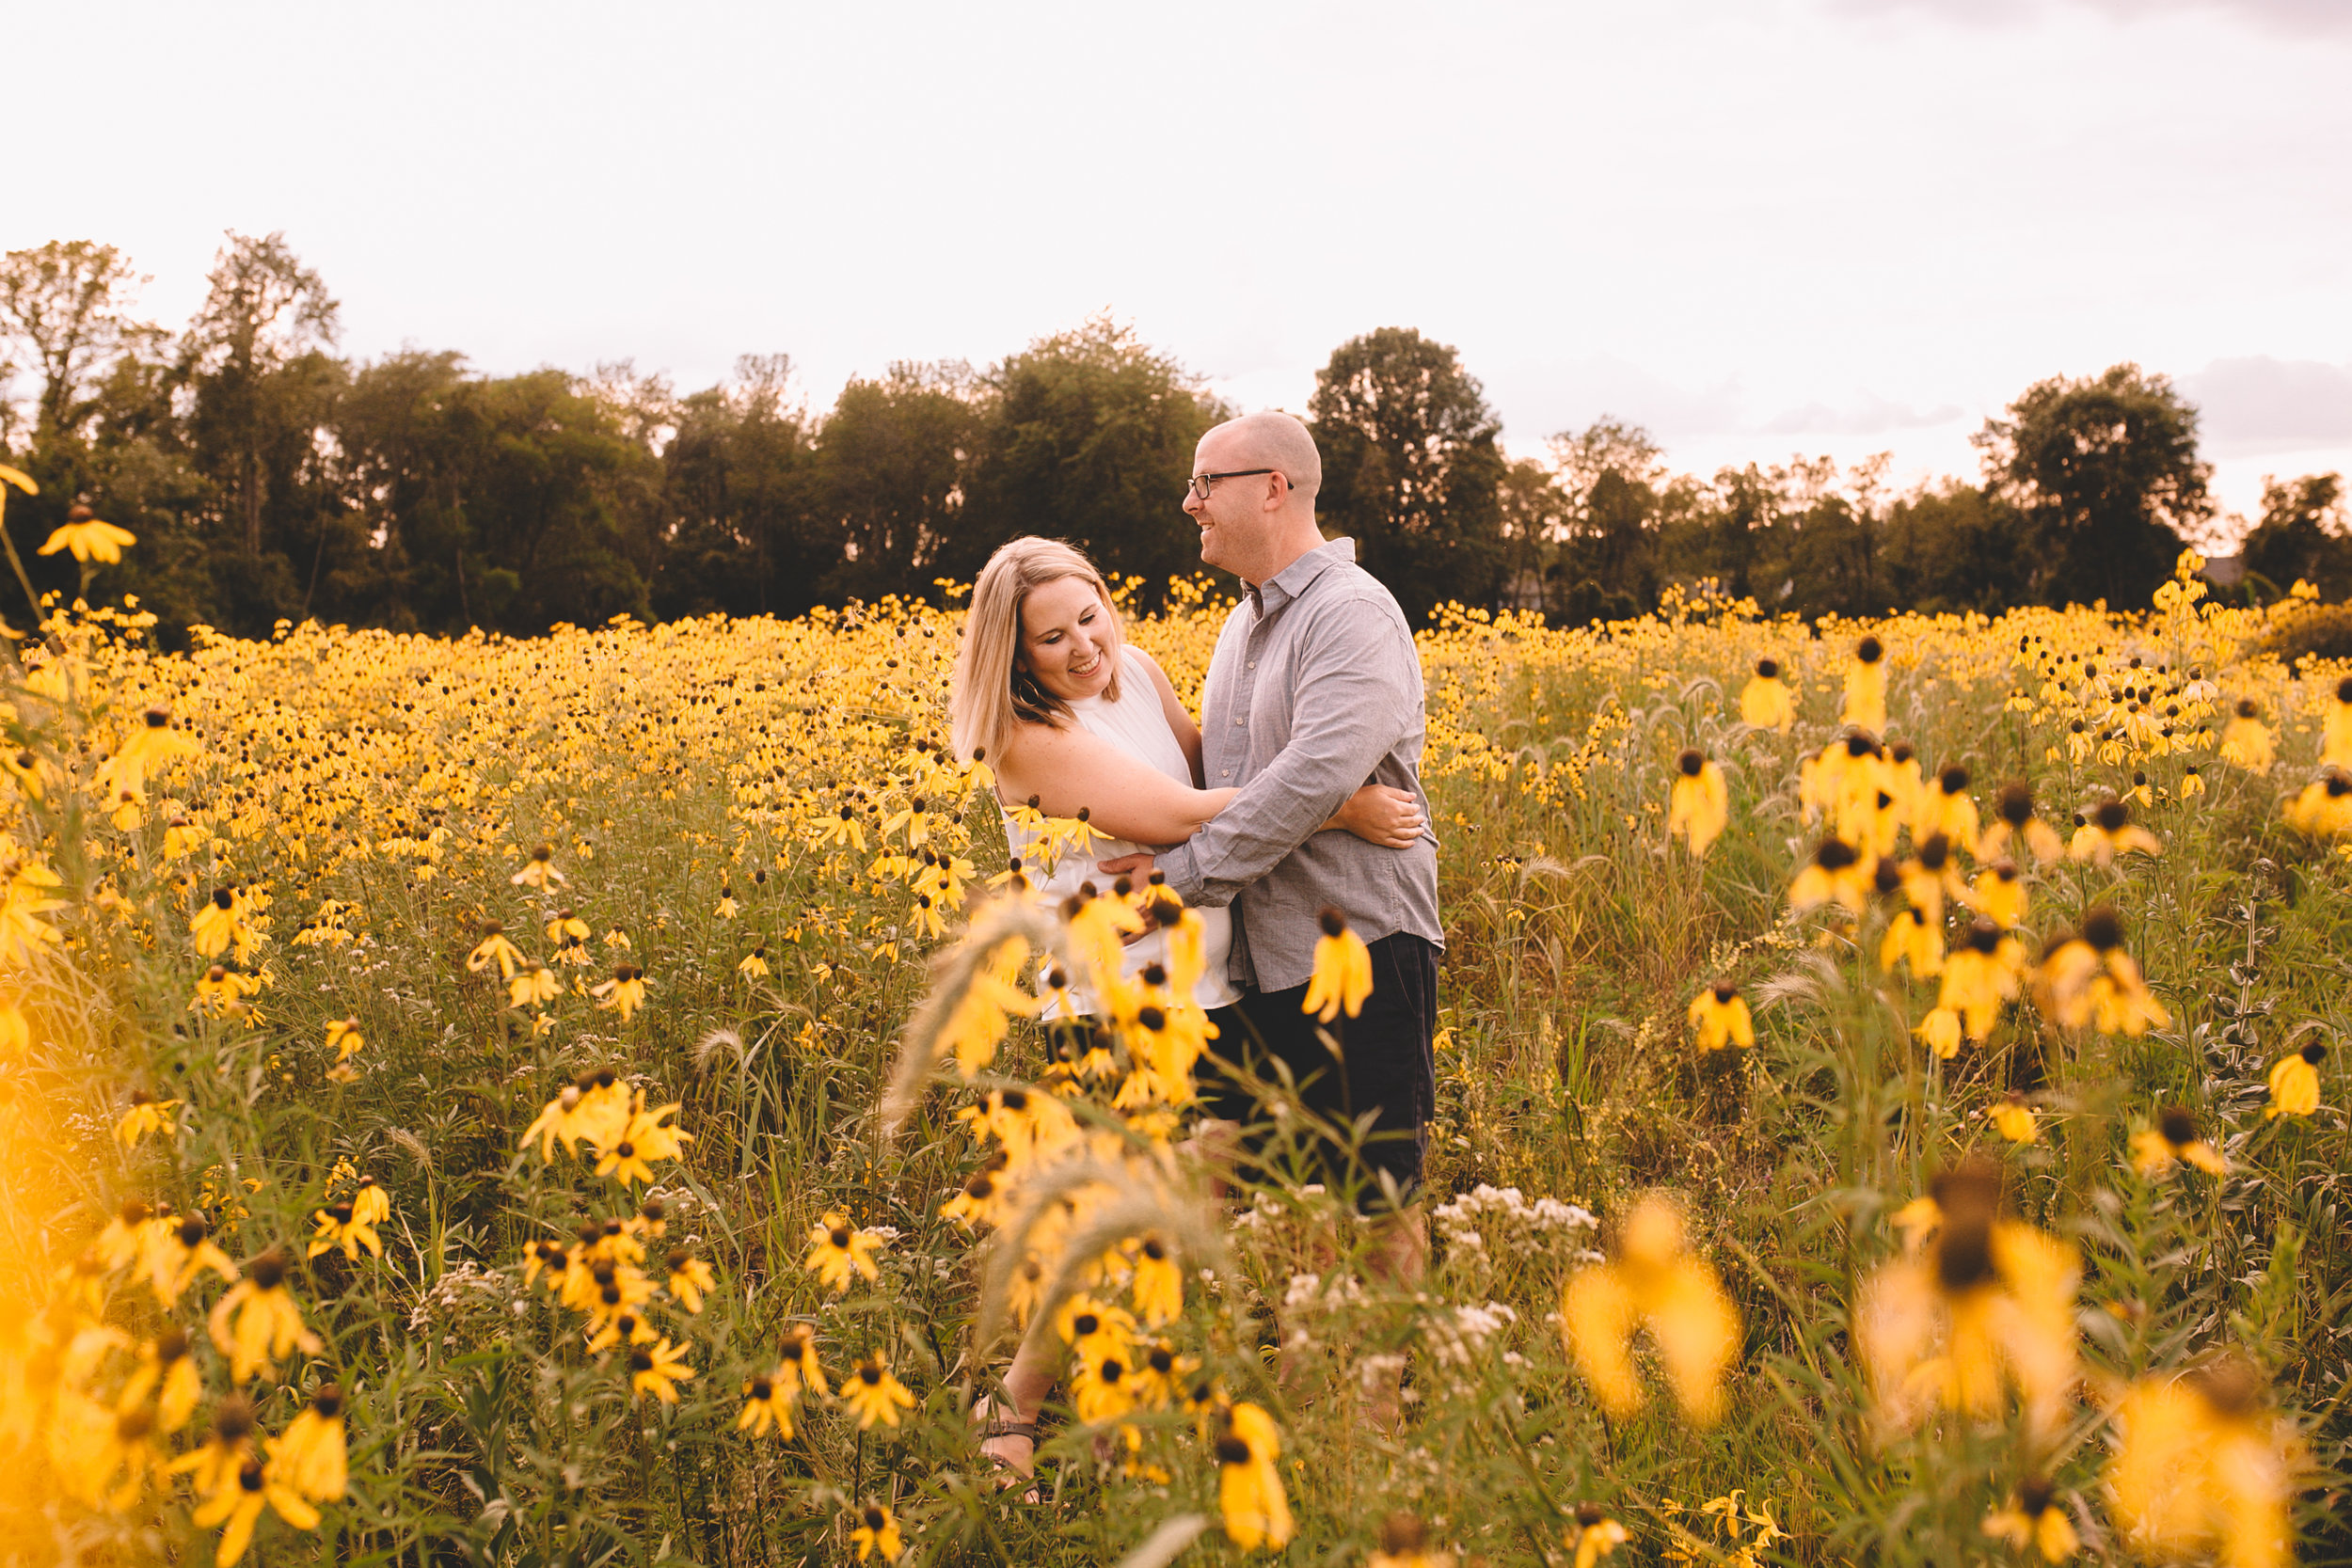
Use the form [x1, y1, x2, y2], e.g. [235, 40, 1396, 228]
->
[2, 233, 2344, 644]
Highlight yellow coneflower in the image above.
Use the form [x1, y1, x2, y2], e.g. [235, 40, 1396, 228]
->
[2264, 1038, 2326, 1119]
[1130, 1233, 1184, 1326]
[736, 1367, 801, 1439]
[586, 1308, 659, 1354]
[2067, 800, 2163, 866]
[269, 1384, 348, 1503]
[1990, 1092, 2038, 1145]
[38, 507, 137, 564]
[1369, 1511, 1457, 1568]
[804, 1211, 885, 1293]
[114, 1090, 181, 1148]
[1215, 1401, 1294, 1549]
[2217, 697, 2276, 774]
[628, 1337, 695, 1403]
[779, 1323, 829, 1399]
[849, 1501, 906, 1563]
[1981, 1476, 2079, 1562]
[939, 1160, 1009, 1230]
[2131, 1105, 2227, 1177]
[590, 1092, 691, 1186]
[2283, 767, 2352, 838]
[509, 966, 560, 1006]
[1303, 906, 1374, 1022]
[349, 1175, 389, 1228]
[2179, 763, 2205, 800]
[465, 923, 525, 980]
[147, 1212, 238, 1306]
[1843, 634, 1888, 733]
[207, 1247, 323, 1383]
[2035, 908, 2169, 1037]
[1561, 1193, 1740, 1423]
[324, 1017, 363, 1067]
[1667, 748, 1730, 857]
[1879, 904, 1946, 978]
[840, 1351, 917, 1429]
[1917, 764, 1979, 855]
[1968, 857, 2028, 928]
[1739, 657, 1793, 731]
[736, 947, 770, 979]
[189, 1454, 320, 1567]
[591, 962, 649, 1021]
[510, 843, 565, 888]
[1789, 836, 1871, 914]
[1926, 920, 2025, 1052]
[118, 1325, 202, 1433]
[1980, 782, 2065, 866]
[2324, 673, 2352, 768]
[168, 1396, 258, 1506]
[1687, 980, 1754, 1052]
[2108, 1360, 2290, 1568]
[1071, 1344, 1138, 1425]
[1568, 1504, 1629, 1568]
[306, 1199, 381, 1261]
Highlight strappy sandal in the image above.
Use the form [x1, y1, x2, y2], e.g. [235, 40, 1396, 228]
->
[977, 1419, 1042, 1501]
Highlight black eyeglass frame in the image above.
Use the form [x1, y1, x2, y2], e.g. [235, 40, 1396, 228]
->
[1185, 468, 1285, 500]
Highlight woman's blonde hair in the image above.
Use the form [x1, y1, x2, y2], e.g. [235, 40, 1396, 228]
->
[949, 536, 1125, 766]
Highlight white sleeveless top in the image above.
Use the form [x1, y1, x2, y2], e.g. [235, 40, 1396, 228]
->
[1001, 655, 1240, 1014]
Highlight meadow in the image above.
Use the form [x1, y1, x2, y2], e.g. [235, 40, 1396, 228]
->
[1, 514, 2347, 1567]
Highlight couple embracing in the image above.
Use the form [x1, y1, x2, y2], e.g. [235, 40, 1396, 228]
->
[946, 411, 1443, 1471]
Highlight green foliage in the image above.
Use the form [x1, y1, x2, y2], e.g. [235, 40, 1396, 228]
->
[2240, 472, 2352, 603]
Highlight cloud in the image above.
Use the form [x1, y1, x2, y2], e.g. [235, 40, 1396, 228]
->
[2180, 356, 2352, 452]
[1481, 355, 1746, 444]
[1820, 0, 2352, 35]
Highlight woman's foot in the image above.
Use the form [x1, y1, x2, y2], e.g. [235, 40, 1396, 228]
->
[972, 1397, 1041, 1492]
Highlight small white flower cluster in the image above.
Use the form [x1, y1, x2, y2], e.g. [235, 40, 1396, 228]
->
[1433, 1184, 1600, 1277]
[1427, 1300, 1518, 1368]
[407, 1258, 519, 1344]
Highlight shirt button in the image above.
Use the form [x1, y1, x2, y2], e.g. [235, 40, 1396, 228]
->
[1233, 717, 1245, 724]
[1221, 770, 1231, 778]
[1247, 661, 1255, 669]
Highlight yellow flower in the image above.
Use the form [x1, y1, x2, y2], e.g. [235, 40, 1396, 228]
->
[590, 1091, 691, 1186]
[1990, 1092, 2038, 1145]
[1561, 1193, 1740, 1423]
[1129, 1233, 1184, 1326]
[1982, 1477, 2079, 1561]
[2264, 1039, 2325, 1119]
[1738, 658, 1792, 731]
[1214, 1401, 1294, 1549]
[206, 1248, 323, 1382]
[1788, 836, 1870, 914]
[510, 843, 565, 887]
[190, 1454, 320, 1567]
[324, 1017, 363, 1065]
[2108, 1361, 2290, 1568]
[1369, 1511, 1457, 1568]
[1687, 980, 1753, 1052]
[39, 506, 137, 563]
[509, 966, 560, 1007]
[270, 1385, 348, 1502]
[628, 1336, 695, 1402]
[1933, 919, 2025, 1042]
[1302, 906, 1374, 1022]
[2130, 1105, 2227, 1177]
[2067, 799, 2162, 865]
[466, 924, 525, 979]
[804, 1211, 885, 1292]
[2218, 699, 2276, 774]
[1980, 782, 2065, 866]
[1568, 1505, 1629, 1568]
[840, 1351, 917, 1429]
[2284, 768, 2352, 838]
[1667, 748, 1729, 857]
[664, 1247, 716, 1313]
[2034, 908, 2168, 1036]
[737, 946, 770, 979]
[849, 1501, 905, 1562]
[591, 962, 649, 1020]
[737, 1363, 805, 1439]
[117, 1325, 203, 1433]
[1917, 764, 1979, 855]
[1842, 634, 1887, 733]
[1967, 858, 2028, 928]
[115, 1091, 182, 1148]
[307, 1199, 382, 1260]
[1879, 905, 1946, 978]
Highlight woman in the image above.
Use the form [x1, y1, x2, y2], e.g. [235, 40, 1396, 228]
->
[946, 535, 1422, 1481]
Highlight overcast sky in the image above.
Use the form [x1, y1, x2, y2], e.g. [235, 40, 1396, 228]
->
[13, 0, 2350, 528]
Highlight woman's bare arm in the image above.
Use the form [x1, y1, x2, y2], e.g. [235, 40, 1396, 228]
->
[1125, 646, 1204, 785]
[996, 720, 1237, 845]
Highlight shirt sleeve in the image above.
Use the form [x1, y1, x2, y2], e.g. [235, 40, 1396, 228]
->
[1158, 591, 1413, 907]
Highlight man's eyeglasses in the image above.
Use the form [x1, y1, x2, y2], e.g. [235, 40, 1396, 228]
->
[1186, 469, 1283, 500]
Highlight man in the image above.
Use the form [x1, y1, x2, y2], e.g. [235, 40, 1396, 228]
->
[1100, 409, 1442, 1289]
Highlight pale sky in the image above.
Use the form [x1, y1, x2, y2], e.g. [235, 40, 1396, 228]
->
[13, 0, 2351, 530]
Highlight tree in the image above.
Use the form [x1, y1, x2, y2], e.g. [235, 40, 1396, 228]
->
[951, 316, 1223, 599]
[2237, 472, 2350, 601]
[658, 355, 824, 619]
[1975, 364, 2212, 608]
[1310, 327, 1507, 625]
[1496, 458, 1570, 611]
[182, 230, 341, 557]
[0, 240, 159, 443]
[814, 361, 978, 606]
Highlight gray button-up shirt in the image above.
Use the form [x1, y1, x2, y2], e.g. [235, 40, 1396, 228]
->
[1157, 537, 1443, 992]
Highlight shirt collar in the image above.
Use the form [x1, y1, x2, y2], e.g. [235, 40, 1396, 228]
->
[1247, 536, 1355, 616]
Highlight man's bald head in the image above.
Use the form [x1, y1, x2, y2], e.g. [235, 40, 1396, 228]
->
[1200, 410, 1321, 503]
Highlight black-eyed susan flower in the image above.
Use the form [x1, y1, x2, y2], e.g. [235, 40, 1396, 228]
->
[349, 1175, 389, 1228]
[2108, 1360, 2290, 1568]
[2131, 1106, 2226, 1177]
[591, 962, 648, 1021]
[849, 1501, 905, 1563]
[841, 1351, 916, 1429]
[1130, 1233, 1184, 1327]
[1917, 765, 1979, 855]
[2035, 908, 2168, 1036]
[510, 844, 565, 888]
[509, 966, 560, 1007]
[465, 922, 525, 980]
[1739, 657, 1792, 731]
[1561, 1193, 1740, 1423]
[1968, 857, 2027, 928]
[628, 1337, 695, 1403]
[1981, 1476, 2078, 1562]
[269, 1384, 347, 1503]
[147, 1212, 237, 1307]
[1303, 906, 1373, 1022]
[804, 1211, 884, 1292]
[1927, 919, 2026, 1051]
[1789, 836, 1870, 914]
[1855, 1161, 2076, 1438]
[2283, 767, 2352, 838]
[1215, 1401, 1294, 1549]
[2067, 799, 2162, 865]
[38, 506, 137, 564]
[736, 946, 770, 979]
[189, 1454, 320, 1566]
[778, 1323, 828, 1399]
[1369, 1511, 1456, 1568]
[1071, 1346, 1139, 1425]
[1879, 905, 1945, 979]
[118, 1325, 201, 1433]
[1667, 748, 1729, 857]
[1687, 980, 1753, 1052]
[167, 1396, 257, 1505]
[1990, 1092, 2038, 1144]
[1568, 1504, 1629, 1568]
[586, 1307, 658, 1354]
[736, 1367, 801, 1439]
[306, 1200, 380, 1262]
[207, 1247, 322, 1383]
[2217, 697, 2276, 775]
[664, 1247, 715, 1313]
[591, 1092, 691, 1186]
[2324, 673, 2352, 768]
[114, 1090, 181, 1148]
[2264, 1038, 2326, 1119]
[1980, 782, 2064, 865]
[1843, 635, 1887, 733]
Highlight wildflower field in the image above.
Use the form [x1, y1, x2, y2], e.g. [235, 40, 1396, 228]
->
[2, 509, 2348, 1566]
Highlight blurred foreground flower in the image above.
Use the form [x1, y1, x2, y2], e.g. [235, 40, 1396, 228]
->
[1562, 1193, 1740, 1423]
[1215, 1401, 1294, 1549]
[2108, 1360, 2291, 1568]
[1668, 748, 1728, 857]
[1303, 906, 1372, 1022]
[1981, 1477, 2078, 1562]
[39, 506, 137, 564]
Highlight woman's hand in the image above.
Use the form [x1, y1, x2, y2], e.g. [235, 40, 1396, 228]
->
[1329, 784, 1425, 848]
